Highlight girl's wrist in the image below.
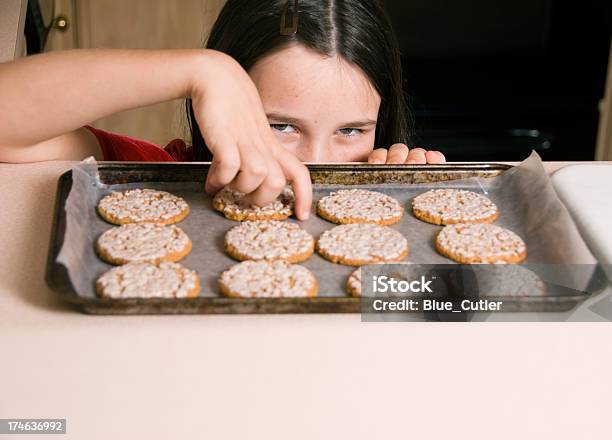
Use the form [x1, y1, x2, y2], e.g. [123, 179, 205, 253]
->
[187, 49, 246, 99]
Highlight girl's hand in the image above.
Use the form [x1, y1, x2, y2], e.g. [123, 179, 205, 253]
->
[191, 50, 312, 220]
[367, 144, 446, 164]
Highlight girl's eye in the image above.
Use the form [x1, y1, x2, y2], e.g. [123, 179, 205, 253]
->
[338, 128, 362, 137]
[271, 124, 297, 134]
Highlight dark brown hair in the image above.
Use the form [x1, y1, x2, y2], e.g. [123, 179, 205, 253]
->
[186, 0, 409, 161]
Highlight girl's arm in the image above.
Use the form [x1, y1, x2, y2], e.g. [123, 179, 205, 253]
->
[0, 49, 312, 219]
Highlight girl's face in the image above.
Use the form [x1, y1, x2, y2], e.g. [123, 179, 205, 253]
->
[249, 44, 381, 163]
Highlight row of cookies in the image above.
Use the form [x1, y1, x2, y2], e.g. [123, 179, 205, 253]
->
[214, 188, 317, 298]
[94, 189, 201, 299]
[412, 188, 526, 264]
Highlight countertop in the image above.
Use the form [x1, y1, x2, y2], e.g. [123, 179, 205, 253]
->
[1, 160, 612, 440]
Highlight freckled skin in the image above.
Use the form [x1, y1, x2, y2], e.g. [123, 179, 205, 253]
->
[249, 45, 381, 163]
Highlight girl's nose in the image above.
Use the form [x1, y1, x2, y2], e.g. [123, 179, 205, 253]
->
[300, 138, 328, 163]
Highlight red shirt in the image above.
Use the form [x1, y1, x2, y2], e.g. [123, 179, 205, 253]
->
[85, 125, 194, 162]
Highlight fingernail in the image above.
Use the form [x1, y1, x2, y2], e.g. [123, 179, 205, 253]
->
[407, 160, 417, 164]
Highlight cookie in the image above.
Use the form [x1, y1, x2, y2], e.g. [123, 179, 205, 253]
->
[219, 260, 318, 298]
[412, 189, 498, 225]
[95, 261, 200, 299]
[213, 187, 294, 221]
[316, 223, 409, 266]
[224, 220, 314, 263]
[95, 223, 192, 265]
[97, 188, 189, 225]
[435, 223, 527, 264]
[316, 189, 403, 225]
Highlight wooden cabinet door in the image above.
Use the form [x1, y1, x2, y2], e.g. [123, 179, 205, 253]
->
[45, 0, 227, 147]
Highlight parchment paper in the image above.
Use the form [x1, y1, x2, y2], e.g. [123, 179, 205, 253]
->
[56, 152, 598, 299]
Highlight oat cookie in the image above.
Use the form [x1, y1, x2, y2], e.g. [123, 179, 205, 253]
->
[213, 187, 294, 221]
[435, 223, 526, 264]
[412, 189, 498, 225]
[317, 189, 403, 225]
[219, 260, 318, 298]
[96, 223, 192, 265]
[224, 220, 314, 263]
[316, 223, 409, 266]
[95, 261, 200, 299]
[97, 188, 189, 225]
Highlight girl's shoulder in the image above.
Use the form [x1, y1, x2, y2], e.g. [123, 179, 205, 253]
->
[85, 126, 193, 162]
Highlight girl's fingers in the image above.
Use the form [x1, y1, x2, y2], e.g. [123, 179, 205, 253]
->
[204, 141, 241, 194]
[385, 143, 410, 164]
[368, 148, 388, 164]
[406, 147, 427, 164]
[274, 146, 312, 220]
[227, 141, 268, 195]
[241, 159, 287, 208]
[425, 150, 446, 164]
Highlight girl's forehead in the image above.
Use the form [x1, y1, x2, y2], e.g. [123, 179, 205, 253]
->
[248, 44, 381, 121]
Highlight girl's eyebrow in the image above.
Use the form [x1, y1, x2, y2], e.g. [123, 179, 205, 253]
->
[266, 112, 377, 127]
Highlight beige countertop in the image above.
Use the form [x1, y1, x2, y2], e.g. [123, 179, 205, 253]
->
[1, 160, 611, 440]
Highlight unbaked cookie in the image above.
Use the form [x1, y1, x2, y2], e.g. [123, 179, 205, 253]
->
[219, 260, 317, 298]
[317, 189, 403, 225]
[316, 223, 409, 266]
[412, 189, 498, 225]
[95, 261, 200, 299]
[224, 220, 314, 263]
[435, 223, 526, 264]
[96, 223, 192, 265]
[213, 187, 294, 221]
[97, 188, 189, 225]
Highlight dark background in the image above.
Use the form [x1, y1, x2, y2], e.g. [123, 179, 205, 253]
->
[383, 0, 612, 161]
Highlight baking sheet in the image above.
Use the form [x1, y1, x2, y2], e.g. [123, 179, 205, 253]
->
[55, 151, 598, 304]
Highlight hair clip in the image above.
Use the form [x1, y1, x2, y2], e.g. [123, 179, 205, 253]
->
[280, 0, 299, 36]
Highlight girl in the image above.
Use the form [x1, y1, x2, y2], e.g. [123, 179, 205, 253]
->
[0, 0, 444, 220]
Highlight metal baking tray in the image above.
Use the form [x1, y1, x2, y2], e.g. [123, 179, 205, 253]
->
[45, 162, 602, 315]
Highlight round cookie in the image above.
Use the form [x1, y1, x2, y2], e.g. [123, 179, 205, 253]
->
[412, 189, 498, 225]
[316, 223, 409, 266]
[435, 223, 527, 264]
[95, 261, 200, 299]
[219, 260, 318, 298]
[97, 188, 189, 225]
[213, 187, 294, 221]
[317, 189, 403, 225]
[96, 223, 192, 265]
[224, 220, 314, 263]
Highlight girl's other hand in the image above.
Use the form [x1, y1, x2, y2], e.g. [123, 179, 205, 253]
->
[191, 50, 312, 220]
[367, 144, 446, 164]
